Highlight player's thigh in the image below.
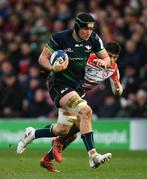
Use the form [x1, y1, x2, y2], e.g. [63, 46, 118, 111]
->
[59, 91, 89, 115]
[57, 108, 77, 126]
[49, 85, 75, 107]
[59, 91, 80, 107]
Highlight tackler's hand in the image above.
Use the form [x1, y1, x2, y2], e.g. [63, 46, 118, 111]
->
[93, 59, 108, 69]
[114, 82, 123, 96]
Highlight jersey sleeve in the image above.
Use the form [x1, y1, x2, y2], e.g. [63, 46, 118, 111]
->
[109, 64, 121, 94]
[91, 32, 105, 53]
[110, 64, 120, 81]
[87, 53, 97, 66]
[46, 33, 61, 53]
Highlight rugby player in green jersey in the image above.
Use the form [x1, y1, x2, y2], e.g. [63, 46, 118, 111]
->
[18, 42, 122, 172]
[17, 13, 112, 171]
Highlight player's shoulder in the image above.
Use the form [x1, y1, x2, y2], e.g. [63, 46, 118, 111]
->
[110, 63, 118, 70]
[89, 31, 104, 51]
[90, 31, 101, 41]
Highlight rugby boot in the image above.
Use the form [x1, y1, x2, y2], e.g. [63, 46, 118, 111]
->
[17, 127, 35, 154]
[40, 155, 60, 172]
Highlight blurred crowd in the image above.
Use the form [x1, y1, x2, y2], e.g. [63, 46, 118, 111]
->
[0, 0, 147, 119]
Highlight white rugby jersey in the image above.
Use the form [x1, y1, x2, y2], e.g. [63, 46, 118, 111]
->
[83, 53, 120, 94]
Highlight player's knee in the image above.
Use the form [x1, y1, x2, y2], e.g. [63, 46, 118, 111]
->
[79, 105, 92, 118]
[54, 125, 69, 136]
[66, 95, 90, 115]
[80, 105, 92, 114]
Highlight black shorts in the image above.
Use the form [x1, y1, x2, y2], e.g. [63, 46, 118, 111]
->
[48, 83, 85, 107]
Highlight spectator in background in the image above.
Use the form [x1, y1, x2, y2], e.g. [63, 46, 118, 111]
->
[22, 89, 54, 118]
[52, 20, 65, 32]
[0, 72, 24, 117]
[118, 89, 147, 118]
[130, 89, 147, 117]
[19, 64, 44, 89]
[121, 63, 140, 98]
[0, 50, 7, 64]
[7, 40, 20, 73]
[57, 3, 73, 24]
[28, 65, 41, 79]
[0, 61, 14, 78]
[18, 42, 35, 76]
[24, 78, 41, 104]
[98, 95, 121, 118]
[0, 0, 147, 118]
[120, 40, 143, 71]
[117, 93, 136, 117]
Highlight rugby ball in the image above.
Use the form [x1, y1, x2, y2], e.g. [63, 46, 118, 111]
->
[50, 50, 69, 67]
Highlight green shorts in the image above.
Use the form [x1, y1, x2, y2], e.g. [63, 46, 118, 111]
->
[48, 83, 85, 107]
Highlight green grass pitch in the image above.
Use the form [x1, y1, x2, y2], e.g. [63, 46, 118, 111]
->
[0, 148, 147, 179]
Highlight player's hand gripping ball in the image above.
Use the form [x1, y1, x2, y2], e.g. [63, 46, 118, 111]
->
[50, 50, 69, 72]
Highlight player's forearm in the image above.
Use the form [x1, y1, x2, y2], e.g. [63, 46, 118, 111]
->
[38, 56, 53, 71]
[95, 50, 111, 68]
[102, 56, 111, 67]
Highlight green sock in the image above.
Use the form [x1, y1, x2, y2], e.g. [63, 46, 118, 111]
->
[35, 124, 55, 138]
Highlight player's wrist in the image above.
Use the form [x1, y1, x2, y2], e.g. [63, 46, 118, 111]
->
[105, 60, 111, 68]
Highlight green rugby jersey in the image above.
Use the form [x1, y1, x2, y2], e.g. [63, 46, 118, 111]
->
[46, 29, 104, 88]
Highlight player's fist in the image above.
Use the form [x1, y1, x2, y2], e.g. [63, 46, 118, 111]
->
[93, 59, 108, 69]
[114, 83, 123, 96]
[52, 59, 69, 73]
[50, 50, 69, 73]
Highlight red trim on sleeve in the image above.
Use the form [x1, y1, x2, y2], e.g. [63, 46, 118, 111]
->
[87, 54, 97, 66]
[110, 63, 120, 82]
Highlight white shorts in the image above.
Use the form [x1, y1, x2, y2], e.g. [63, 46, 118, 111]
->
[57, 108, 77, 126]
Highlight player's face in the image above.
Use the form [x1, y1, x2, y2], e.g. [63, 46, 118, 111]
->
[108, 52, 119, 64]
[79, 28, 93, 40]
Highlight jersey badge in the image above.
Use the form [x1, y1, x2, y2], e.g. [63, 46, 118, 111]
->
[85, 45, 92, 50]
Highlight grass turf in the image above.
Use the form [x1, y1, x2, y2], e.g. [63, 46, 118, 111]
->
[0, 148, 147, 179]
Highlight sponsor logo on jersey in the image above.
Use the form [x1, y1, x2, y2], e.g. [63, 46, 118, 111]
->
[64, 48, 73, 52]
[70, 57, 84, 61]
[75, 44, 83, 47]
[85, 45, 92, 50]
